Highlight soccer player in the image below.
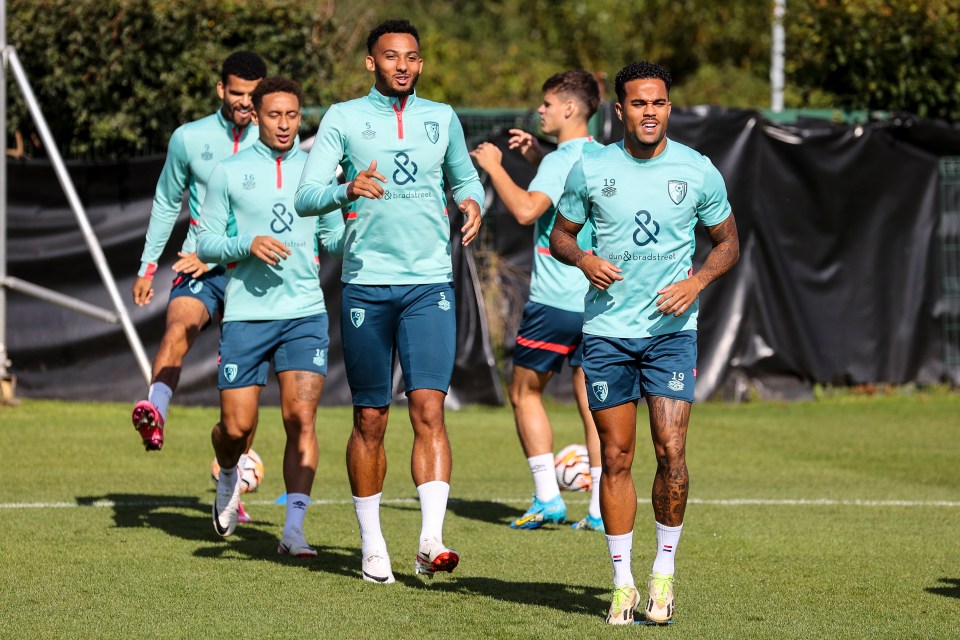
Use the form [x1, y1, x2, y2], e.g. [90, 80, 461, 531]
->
[295, 19, 484, 583]
[131, 51, 267, 452]
[197, 77, 344, 553]
[550, 61, 740, 624]
[469, 70, 605, 532]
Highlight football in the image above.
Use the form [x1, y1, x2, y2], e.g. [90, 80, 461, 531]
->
[211, 448, 265, 493]
[554, 444, 591, 491]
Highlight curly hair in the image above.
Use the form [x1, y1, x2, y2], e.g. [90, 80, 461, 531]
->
[614, 61, 672, 103]
[251, 77, 302, 111]
[366, 19, 420, 53]
[221, 51, 267, 84]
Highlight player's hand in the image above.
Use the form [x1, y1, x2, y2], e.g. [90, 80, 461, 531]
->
[132, 276, 154, 307]
[172, 252, 210, 277]
[250, 236, 291, 266]
[469, 142, 503, 172]
[459, 198, 482, 246]
[656, 275, 705, 317]
[507, 129, 544, 165]
[346, 160, 387, 201]
[577, 254, 623, 290]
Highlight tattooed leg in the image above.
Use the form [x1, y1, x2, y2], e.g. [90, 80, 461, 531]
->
[647, 396, 691, 526]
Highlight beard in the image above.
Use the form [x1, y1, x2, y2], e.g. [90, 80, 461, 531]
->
[375, 67, 419, 98]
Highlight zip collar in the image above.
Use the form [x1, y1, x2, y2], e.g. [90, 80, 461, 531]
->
[366, 86, 418, 112]
[215, 109, 252, 153]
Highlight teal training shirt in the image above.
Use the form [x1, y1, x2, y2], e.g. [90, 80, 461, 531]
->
[558, 139, 732, 338]
[295, 87, 485, 285]
[526, 136, 604, 313]
[197, 140, 345, 322]
[137, 109, 258, 278]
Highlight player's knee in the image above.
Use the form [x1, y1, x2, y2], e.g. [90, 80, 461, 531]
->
[353, 407, 388, 442]
[601, 445, 632, 476]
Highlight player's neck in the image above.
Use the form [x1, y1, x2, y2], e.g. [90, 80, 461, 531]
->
[556, 122, 591, 145]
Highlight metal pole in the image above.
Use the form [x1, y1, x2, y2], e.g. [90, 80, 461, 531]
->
[771, 0, 786, 113]
[6, 48, 151, 384]
[1, 0, 11, 386]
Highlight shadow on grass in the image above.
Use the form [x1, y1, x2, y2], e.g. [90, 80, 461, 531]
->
[79, 492, 605, 615]
[396, 573, 607, 616]
[77, 492, 280, 544]
[926, 578, 960, 599]
[443, 498, 526, 526]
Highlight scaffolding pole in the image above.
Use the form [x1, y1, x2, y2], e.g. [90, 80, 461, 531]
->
[0, 6, 152, 401]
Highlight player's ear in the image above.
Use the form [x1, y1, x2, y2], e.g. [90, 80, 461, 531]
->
[614, 102, 623, 122]
[251, 110, 260, 126]
[365, 56, 376, 72]
[217, 81, 225, 101]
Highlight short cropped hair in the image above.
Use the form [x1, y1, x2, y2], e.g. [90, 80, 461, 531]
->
[221, 51, 267, 84]
[252, 77, 303, 111]
[614, 61, 672, 103]
[366, 19, 420, 53]
[542, 70, 601, 118]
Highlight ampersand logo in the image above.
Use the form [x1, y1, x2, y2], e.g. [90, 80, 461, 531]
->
[392, 152, 418, 185]
[632, 210, 660, 246]
[270, 203, 293, 234]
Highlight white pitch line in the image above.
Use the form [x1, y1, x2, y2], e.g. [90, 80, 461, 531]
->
[1, 497, 960, 510]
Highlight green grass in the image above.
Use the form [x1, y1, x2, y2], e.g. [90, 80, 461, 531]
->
[1, 394, 960, 639]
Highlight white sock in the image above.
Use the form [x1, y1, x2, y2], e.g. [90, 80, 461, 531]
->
[606, 531, 635, 587]
[417, 480, 450, 544]
[283, 493, 311, 538]
[528, 453, 560, 502]
[652, 521, 683, 575]
[148, 382, 173, 422]
[588, 466, 602, 518]
[353, 493, 387, 556]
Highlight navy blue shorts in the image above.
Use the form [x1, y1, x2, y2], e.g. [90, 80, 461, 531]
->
[168, 266, 227, 326]
[217, 313, 330, 389]
[513, 301, 584, 374]
[341, 283, 456, 407]
[581, 330, 697, 410]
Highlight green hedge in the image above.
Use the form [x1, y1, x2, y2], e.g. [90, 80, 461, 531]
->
[787, 0, 960, 120]
[4, 0, 336, 158]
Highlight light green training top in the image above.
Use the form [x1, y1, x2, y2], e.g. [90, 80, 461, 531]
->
[295, 87, 485, 285]
[138, 109, 257, 278]
[197, 140, 344, 322]
[558, 139, 732, 338]
[527, 136, 604, 313]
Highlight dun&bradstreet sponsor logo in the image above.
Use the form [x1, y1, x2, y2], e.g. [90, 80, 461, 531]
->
[608, 251, 676, 262]
[382, 189, 433, 200]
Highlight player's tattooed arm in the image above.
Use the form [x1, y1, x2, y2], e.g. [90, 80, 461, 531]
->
[656, 214, 740, 316]
[550, 212, 624, 290]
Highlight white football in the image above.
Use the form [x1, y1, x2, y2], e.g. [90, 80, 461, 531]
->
[211, 448, 265, 494]
[555, 444, 591, 491]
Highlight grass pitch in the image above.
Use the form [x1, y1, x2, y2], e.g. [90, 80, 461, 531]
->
[1, 393, 959, 639]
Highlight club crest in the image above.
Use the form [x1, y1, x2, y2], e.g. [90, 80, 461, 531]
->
[592, 381, 608, 402]
[424, 121, 440, 144]
[350, 308, 365, 328]
[223, 364, 238, 383]
[668, 180, 688, 205]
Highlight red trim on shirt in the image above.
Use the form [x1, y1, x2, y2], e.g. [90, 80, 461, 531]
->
[227, 262, 237, 270]
[516, 335, 576, 355]
[344, 211, 358, 220]
[276, 156, 282, 189]
[393, 96, 407, 139]
[189, 217, 199, 226]
[143, 263, 158, 280]
[232, 128, 241, 154]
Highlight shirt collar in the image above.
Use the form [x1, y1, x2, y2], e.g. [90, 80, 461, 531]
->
[251, 138, 300, 161]
[366, 86, 418, 111]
